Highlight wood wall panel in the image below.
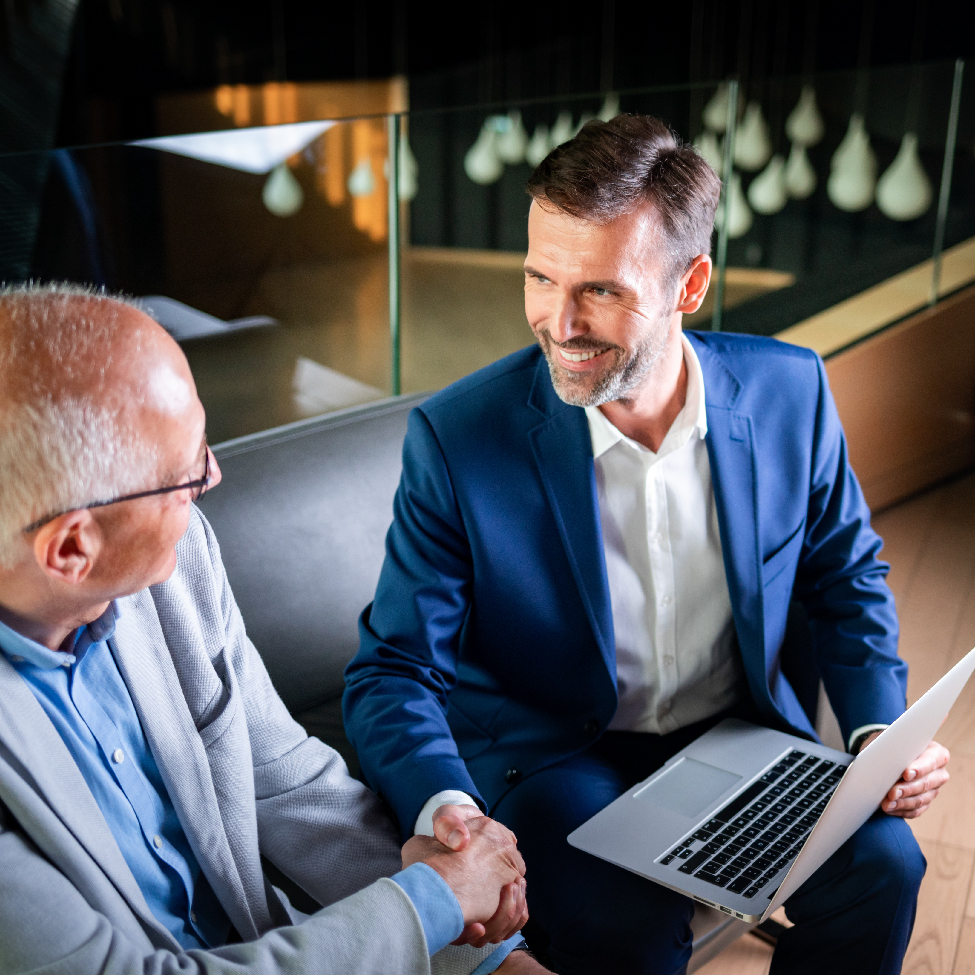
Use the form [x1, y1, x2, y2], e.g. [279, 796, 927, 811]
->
[824, 285, 975, 511]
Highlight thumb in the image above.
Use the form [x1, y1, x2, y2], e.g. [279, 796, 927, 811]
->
[433, 810, 472, 851]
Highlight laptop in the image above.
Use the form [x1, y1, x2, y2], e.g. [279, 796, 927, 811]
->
[568, 646, 975, 923]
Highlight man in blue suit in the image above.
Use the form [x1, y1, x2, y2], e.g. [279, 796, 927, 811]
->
[344, 115, 950, 974]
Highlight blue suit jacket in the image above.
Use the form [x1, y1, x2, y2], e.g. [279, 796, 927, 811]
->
[344, 332, 906, 838]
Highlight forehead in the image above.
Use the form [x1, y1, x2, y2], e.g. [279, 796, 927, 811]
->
[526, 201, 663, 281]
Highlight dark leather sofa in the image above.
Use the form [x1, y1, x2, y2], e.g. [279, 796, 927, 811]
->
[199, 394, 754, 970]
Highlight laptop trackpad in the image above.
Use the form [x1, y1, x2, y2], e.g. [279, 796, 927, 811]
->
[634, 757, 742, 819]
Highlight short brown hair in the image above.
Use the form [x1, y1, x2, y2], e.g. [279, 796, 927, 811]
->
[526, 114, 721, 282]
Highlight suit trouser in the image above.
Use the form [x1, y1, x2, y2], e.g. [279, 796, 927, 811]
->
[493, 724, 926, 975]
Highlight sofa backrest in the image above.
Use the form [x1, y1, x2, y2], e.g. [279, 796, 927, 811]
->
[197, 394, 428, 714]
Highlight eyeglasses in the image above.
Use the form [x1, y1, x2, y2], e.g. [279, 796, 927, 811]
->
[22, 443, 215, 534]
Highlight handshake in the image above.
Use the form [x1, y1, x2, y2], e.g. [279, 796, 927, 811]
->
[401, 804, 546, 971]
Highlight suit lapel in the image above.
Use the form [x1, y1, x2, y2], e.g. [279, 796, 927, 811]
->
[0, 655, 174, 945]
[113, 590, 264, 941]
[527, 359, 616, 679]
[691, 335, 768, 700]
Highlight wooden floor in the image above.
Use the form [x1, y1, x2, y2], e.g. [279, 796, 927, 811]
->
[697, 470, 975, 974]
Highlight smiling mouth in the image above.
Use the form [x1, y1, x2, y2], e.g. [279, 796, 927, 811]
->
[557, 346, 606, 363]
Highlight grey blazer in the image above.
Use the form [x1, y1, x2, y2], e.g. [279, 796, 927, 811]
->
[0, 509, 496, 975]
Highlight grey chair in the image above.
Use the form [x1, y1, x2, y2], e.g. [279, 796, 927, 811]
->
[199, 394, 764, 967]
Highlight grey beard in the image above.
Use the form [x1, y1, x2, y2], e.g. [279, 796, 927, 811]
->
[543, 334, 666, 408]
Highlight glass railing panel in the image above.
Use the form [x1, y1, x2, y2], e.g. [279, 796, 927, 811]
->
[717, 61, 970, 352]
[0, 115, 395, 444]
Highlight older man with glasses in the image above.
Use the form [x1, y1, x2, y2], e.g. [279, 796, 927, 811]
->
[0, 284, 542, 975]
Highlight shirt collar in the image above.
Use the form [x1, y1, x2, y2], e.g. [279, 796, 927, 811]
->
[585, 333, 708, 460]
[0, 602, 119, 670]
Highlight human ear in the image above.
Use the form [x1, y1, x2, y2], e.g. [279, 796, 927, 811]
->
[675, 254, 712, 315]
[33, 511, 101, 586]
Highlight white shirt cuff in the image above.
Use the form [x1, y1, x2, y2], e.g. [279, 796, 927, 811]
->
[848, 723, 889, 754]
[414, 790, 479, 837]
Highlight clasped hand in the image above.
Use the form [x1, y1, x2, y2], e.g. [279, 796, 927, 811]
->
[860, 734, 951, 818]
[401, 804, 528, 948]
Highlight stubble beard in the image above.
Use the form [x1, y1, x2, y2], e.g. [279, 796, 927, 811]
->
[538, 318, 671, 409]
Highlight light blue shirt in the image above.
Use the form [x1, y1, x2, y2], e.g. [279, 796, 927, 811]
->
[0, 608, 520, 968]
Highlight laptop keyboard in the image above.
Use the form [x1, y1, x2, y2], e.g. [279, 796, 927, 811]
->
[658, 749, 848, 900]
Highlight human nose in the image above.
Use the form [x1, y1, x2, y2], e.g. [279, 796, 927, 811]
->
[202, 446, 222, 495]
[546, 290, 586, 345]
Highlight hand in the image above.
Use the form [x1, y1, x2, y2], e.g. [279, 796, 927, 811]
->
[401, 805, 528, 947]
[866, 734, 951, 818]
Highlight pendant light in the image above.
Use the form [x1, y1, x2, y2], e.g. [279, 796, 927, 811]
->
[827, 114, 876, 212]
[703, 82, 732, 133]
[464, 121, 503, 184]
[598, 92, 620, 122]
[262, 163, 304, 216]
[396, 135, 419, 201]
[784, 142, 817, 199]
[348, 158, 376, 197]
[525, 124, 551, 167]
[693, 130, 723, 173]
[715, 172, 753, 238]
[748, 154, 788, 214]
[734, 102, 773, 172]
[496, 111, 529, 165]
[785, 85, 825, 147]
[550, 110, 575, 149]
[876, 133, 932, 221]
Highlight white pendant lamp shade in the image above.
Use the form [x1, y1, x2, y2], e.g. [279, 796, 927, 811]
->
[876, 133, 933, 221]
[525, 124, 551, 167]
[693, 130, 724, 173]
[734, 102, 773, 172]
[496, 111, 529, 165]
[703, 82, 731, 133]
[348, 158, 376, 197]
[397, 136, 418, 200]
[598, 92, 620, 122]
[827, 114, 877, 212]
[262, 163, 304, 216]
[464, 122, 503, 184]
[550, 110, 575, 149]
[748, 154, 788, 215]
[715, 172, 753, 238]
[785, 86, 825, 147]
[784, 143, 817, 199]
[574, 112, 595, 136]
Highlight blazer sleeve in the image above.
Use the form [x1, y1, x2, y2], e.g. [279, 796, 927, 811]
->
[793, 355, 906, 741]
[344, 408, 486, 838]
[0, 788, 433, 975]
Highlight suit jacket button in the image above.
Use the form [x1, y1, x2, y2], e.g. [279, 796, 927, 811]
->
[505, 768, 521, 783]
[583, 718, 599, 737]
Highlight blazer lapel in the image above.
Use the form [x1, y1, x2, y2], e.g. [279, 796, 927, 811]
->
[113, 590, 265, 941]
[0, 655, 173, 945]
[690, 336, 769, 704]
[527, 359, 616, 679]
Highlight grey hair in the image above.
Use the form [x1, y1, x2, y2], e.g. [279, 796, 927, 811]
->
[0, 282, 158, 566]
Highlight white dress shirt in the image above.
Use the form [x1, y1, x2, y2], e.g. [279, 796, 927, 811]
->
[588, 334, 744, 734]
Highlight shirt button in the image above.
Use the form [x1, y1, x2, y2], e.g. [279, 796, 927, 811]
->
[664, 655, 675, 666]
[661, 595, 673, 605]
[152, 835, 163, 849]
[505, 768, 522, 784]
[112, 749, 125, 764]
[10, 655, 24, 663]
[659, 701, 672, 716]
[190, 911, 197, 923]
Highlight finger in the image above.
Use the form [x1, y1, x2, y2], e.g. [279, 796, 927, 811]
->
[433, 809, 474, 852]
[884, 786, 943, 814]
[472, 881, 522, 947]
[902, 742, 950, 782]
[496, 878, 528, 943]
[885, 800, 932, 820]
[887, 768, 950, 802]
